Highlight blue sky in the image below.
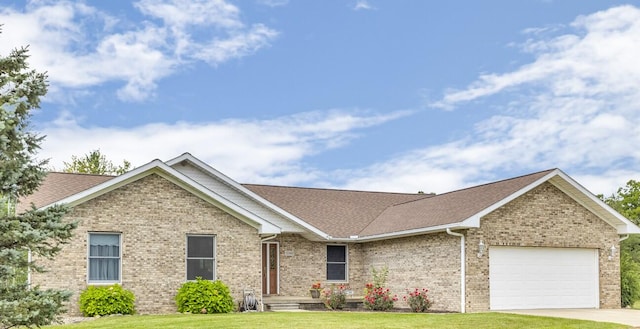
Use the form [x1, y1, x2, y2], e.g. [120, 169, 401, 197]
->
[2, 0, 639, 195]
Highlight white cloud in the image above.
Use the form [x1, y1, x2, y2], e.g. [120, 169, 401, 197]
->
[135, 0, 242, 30]
[353, 0, 375, 11]
[0, 0, 278, 102]
[193, 24, 279, 65]
[339, 5, 640, 195]
[39, 109, 410, 185]
[256, 0, 289, 7]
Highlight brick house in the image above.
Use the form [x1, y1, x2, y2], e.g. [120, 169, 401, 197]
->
[21, 153, 640, 314]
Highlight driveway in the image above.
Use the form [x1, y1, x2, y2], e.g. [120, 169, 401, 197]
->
[498, 309, 640, 326]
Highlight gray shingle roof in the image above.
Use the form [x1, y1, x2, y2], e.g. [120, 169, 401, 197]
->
[243, 184, 432, 238]
[358, 169, 554, 237]
[244, 170, 554, 237]
[17, 172, 114, 213]
[19, 169, 555, 238]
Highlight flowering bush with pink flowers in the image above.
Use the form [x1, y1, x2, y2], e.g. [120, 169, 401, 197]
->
[363, 266, 397, 311]
[323, 284, 347, 310]
[364, 284, 398, 311]
[403, 288, 432, 312]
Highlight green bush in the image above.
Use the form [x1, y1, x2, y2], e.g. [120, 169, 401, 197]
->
[175, 278, 234, 314]
[621, 251, 640, 307]
[79, 284, 135, 317]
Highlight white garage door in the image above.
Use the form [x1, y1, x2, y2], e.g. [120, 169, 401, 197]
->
[489, 247, 599, 310]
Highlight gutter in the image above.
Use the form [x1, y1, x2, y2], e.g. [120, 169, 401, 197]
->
[327, 224, 473, 243]
[446, 228, 466, 313]
[261, 234, 278, 242]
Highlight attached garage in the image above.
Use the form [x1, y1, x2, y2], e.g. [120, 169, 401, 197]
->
[489, 247, 599, 310]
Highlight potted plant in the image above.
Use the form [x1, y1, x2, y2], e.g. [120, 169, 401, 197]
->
[310, 282, 322, 298]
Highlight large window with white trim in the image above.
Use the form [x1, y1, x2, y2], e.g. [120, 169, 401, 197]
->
[187, 235, 215, 280]
[326, 245, 347, 281]
[88, 233, 121, 283]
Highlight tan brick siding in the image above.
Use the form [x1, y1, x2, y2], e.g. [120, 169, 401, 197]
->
[465, 182, 620, 312]
[361, 233, 462, 312]
[32, 174, 261, 315]
[274, 234, 324, 296]
[32, 176, 621, 315]
[274, 234, 364, 297]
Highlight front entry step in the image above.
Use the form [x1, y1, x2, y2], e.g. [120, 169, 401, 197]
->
[268, 303, 301, 311]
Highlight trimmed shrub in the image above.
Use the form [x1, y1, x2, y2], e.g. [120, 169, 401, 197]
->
[79, 284, 135, 317]
[175, 278, 234, 314]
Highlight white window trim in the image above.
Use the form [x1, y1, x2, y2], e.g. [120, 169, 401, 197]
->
[326, 244, 348, 283]
[186, 234, 216, 281]
[87, 232, 122, 284]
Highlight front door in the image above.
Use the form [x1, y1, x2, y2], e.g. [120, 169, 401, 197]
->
[262, 242, 279, 295]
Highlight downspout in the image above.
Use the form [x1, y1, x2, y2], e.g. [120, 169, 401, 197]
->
[259, 235, 278, 311]
[620, 234, 630, 242]
[446, 228, 465, 313]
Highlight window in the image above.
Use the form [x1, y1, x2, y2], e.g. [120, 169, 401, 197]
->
[88, 233, 121, 283]
[187, 235, 215, 280]
[326, 245, 347, 281]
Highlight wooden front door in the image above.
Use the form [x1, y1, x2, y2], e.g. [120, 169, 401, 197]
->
[262, 242, 278, 295]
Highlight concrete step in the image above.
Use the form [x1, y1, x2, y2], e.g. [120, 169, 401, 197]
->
[268, 303, 301, 311]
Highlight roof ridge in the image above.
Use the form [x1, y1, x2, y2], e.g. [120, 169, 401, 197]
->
[241, 183, 432, 196]
[427, 168, 557, 198]
[47, 171, 117, 178]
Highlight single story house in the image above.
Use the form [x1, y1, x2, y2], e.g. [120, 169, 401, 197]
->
[20, 153, 640, 314]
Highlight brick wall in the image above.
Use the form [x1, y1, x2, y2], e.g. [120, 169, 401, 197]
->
[274, 234, 324, 296]
[32, 174, 261, 315]
[465, 182, 620, 311]
[360, 233, 462, 312]
[274, 234, 364, 297]
[32, 175, 621, 315]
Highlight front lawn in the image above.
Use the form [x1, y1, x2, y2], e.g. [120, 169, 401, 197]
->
[47, 312, 628, 329]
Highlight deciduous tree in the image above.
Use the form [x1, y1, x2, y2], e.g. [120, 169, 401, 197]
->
[63, 149, 131, 175]
[600, 180, 640, 307]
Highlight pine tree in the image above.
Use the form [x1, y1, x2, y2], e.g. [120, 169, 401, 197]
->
[0, 30, 77, 328]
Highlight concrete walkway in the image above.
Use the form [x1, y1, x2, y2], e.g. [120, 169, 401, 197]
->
[498, 309, 640, 326]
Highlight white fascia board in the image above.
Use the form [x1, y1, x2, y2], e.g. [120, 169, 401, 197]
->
[352, 223, 473, 243]
[166, 153, 331, 240]
[44, 159, 281, 235]
[550, 170, 640, 235]
[454, 168, 640, 235]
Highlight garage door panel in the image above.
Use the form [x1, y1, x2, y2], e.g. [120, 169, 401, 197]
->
[489, 247, 598, 310]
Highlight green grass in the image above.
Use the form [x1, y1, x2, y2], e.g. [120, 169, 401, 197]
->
[47, 312, 628, 329]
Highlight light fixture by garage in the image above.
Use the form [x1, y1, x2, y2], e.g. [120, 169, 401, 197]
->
[477, 240, 486, 258]
[608, 245, 616, 261]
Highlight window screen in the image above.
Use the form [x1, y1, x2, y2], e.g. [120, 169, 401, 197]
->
[187, 235, 215, 280]
[327, 245, 347, 281]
